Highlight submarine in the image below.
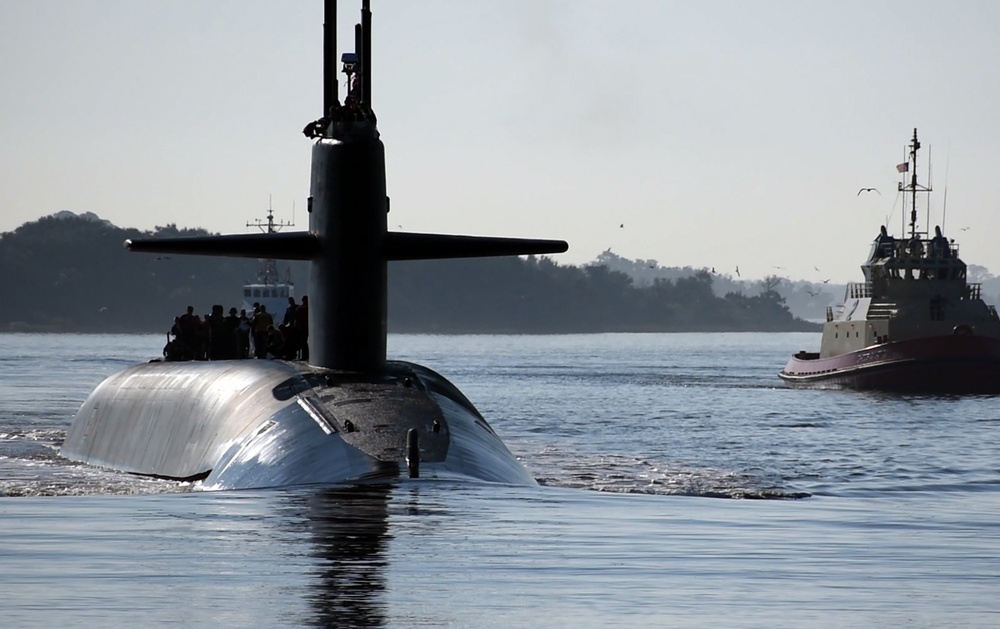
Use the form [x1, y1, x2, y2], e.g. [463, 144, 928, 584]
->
[60, 0, 567, 490]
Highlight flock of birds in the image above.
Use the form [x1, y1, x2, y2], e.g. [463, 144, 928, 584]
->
[606, 184, 921, 291]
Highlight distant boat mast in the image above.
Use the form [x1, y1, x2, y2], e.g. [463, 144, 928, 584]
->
[246, 198, 295, 285]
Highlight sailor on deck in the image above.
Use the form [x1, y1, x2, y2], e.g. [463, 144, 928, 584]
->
[931, 226, 951, 258]
[874, 225, 896, 259]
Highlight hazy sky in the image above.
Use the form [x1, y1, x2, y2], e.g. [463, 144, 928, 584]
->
[3, 0, 999, 282]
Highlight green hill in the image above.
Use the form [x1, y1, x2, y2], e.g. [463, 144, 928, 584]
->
[1, 214, 818, 334]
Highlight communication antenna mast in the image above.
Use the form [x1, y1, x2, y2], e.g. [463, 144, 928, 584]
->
[925, 144, 932, 236]
[246, 197, 296, 284]
[941, 151, 950, 232]
[898, 128, 932, 239]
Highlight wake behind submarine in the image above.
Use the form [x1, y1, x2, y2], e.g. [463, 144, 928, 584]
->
[60, 0, 567, 490]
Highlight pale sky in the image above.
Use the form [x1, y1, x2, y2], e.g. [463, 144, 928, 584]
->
[3, 0, 999, 282]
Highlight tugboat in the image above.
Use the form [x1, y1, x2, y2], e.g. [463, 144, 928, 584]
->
[779, 129, 1000, 393]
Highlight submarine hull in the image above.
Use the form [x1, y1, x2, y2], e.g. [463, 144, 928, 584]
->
[61, 360, 537, 489]
[60, 2, 565, 490]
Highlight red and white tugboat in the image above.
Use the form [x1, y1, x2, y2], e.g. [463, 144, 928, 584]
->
[780, 129, 1000, 393]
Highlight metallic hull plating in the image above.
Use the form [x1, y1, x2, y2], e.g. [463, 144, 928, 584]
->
[779, 334, 1000, 393]
[61, 360, 537, 489]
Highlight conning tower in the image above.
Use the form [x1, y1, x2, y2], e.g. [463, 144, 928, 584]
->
[126, 0, 568, 371]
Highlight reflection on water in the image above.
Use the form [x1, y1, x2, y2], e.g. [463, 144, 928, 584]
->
[2, 477, 1000, 627]
[294, 486, 393, 628]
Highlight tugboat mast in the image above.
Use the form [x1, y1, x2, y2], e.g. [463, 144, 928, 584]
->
[899, 128, 932, 239]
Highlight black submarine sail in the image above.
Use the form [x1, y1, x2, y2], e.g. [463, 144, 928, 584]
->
[60, 0, 567, 489]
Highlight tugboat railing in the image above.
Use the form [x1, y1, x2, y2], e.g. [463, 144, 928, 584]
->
[846, 281, 982, 301]
[846, 282, 872, 299]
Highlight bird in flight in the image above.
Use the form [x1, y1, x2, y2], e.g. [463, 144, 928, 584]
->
[735, 265, 741, 278]
[821, 278, 830, 284]
[806, 289, 819, 297]
[857, 187, 880, 195]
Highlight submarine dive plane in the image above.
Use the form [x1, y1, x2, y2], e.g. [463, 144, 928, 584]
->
[60, 1, 568, 490]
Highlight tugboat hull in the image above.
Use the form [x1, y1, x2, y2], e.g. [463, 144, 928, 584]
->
[779, 334, 1000, 393]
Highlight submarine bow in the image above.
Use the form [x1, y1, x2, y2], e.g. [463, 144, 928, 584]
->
[61, 0, 565, 490]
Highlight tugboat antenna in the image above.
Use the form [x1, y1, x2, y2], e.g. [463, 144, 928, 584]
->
[941, 152, 950, 232]
[909, 129, 919, 238]
[898, 128, 932, 239]
[926, 144, 932, 238]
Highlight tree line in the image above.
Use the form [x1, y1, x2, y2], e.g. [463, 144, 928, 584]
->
[0, 214, 818, 334]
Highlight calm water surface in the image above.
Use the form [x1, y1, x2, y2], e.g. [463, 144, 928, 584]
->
[2, 333, 999, 627]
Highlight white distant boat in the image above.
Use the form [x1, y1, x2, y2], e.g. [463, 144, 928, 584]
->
[241, 207, 295, 317]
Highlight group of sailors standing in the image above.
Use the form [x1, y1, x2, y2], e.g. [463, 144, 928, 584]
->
[872, 225, 953, 261]
[164, 296, 309, 362]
